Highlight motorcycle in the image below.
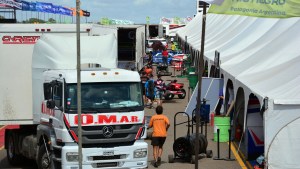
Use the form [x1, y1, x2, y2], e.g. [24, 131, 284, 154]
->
[156, 79, 186, 100]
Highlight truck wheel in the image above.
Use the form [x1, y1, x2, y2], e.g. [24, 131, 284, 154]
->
[38, 144, 52, 169]
[178, 89, 186, 99]
[6, 133, 24, 165]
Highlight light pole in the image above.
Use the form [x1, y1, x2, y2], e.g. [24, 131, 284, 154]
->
[76, 0, 83, 169]
[195, 1, 207, 169]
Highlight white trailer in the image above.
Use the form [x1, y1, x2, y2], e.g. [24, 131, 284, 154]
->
[0, 23, 145, 72]
[0, 31, 147, 169]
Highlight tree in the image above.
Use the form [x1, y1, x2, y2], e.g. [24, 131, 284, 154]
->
[48, 18, 56, 23]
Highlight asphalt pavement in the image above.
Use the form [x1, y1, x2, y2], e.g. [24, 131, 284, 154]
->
[144, 66, 245, 169]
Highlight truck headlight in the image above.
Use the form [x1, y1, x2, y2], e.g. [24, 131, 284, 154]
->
[134, 148, 147, 158]
[66, 152, 79, 162]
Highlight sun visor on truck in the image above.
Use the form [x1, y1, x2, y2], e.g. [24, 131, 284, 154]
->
[32, 34, 118, 69]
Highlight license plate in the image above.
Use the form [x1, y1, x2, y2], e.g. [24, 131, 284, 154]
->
[103, 151, 114, 156]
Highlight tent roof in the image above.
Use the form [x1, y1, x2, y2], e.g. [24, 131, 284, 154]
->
[177, 13, 300, 104]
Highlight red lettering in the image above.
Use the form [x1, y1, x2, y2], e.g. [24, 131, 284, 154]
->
[131, 116, 138, 122]
[13, 36, 23, 43]
[73, 115, 140, 125]
[2, 35, 40, 44]
[120, 116, 129, 123]
[74, 114, 94, 125]
[2, 36, 10, 42]
[98, 115, 117, 124]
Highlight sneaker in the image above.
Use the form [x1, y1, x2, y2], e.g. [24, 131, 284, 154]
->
[157, 157, 161, 165]
[153, 162, 158, 168]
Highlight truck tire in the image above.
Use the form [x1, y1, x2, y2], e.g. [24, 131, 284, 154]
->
[37, 144, 52, 169]
[6, 132, 24, 165]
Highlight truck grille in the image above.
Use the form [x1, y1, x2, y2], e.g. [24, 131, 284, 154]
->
[70, 124, 142, 148]
[91, 155, 123, 160]
[94, 162, 118, 168]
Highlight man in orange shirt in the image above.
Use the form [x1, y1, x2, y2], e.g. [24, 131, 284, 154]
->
[148, 105, 170, 167]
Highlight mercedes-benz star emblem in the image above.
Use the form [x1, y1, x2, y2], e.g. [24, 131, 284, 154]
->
[102, 126, 114, 138]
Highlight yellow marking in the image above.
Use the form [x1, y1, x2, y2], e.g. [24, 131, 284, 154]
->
[246, 160, 253, 169]
[229, 142, 248, 169]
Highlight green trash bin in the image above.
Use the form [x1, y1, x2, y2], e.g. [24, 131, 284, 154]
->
[213, 116, 230, 142]
[188, 73, 198, 89]
[187, 67, 195, 74]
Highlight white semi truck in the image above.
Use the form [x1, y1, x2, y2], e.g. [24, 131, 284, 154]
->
[0, 32, 147, 169]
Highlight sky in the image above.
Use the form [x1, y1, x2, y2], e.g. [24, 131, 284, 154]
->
[16, 0, 197, 24]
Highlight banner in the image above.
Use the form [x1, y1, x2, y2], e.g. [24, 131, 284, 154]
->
[0, 0, 22, 9]
[160, 17, 192, 25]
[207, 0, 300, 18]
[36, 2, 53, 13]
[29, 2, 36, 11]
[58, 6, 72, 16]
[52, 5, 59, 14]
[160, 17, 172, 24]
[21, 1, 30, 11]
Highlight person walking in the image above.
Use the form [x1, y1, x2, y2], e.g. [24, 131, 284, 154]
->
[162, 48, 169, 65]
[145, 74, 156, 107]
[148, 105, 170, 167]
[155, 75, 165, 106]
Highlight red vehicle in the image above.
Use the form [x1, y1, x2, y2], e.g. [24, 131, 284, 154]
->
[171, 54, 187, 71]
[161, 80, 186, 100]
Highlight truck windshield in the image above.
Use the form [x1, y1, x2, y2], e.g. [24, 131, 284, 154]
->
[65, 82, 143, 113]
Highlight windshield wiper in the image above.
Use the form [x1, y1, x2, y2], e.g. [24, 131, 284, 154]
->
[81, 108, 98, 113]
[114, 107, 136, 112]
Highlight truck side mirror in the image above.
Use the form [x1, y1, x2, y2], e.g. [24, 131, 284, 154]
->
[47, 100, 56, 109]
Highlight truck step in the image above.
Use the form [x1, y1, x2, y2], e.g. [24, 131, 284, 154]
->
[52, 145, 62, 150]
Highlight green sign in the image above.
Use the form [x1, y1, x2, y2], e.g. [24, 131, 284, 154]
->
[146, 16, 150, 24]
[208, 0, 300, 18]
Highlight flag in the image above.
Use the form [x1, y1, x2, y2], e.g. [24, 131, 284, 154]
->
[205, 0, 300, 18]
[29, 2, 36, 11]
[21, 1, 30, 11]
[0, 0, 22, 9]
[36, 2, 53, 13]
[82, 10, 90, 17]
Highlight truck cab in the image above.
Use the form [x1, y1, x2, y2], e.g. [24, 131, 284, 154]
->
[41, 68, 147, 169]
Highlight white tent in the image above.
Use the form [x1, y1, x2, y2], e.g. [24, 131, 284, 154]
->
[177, 13, 300, 169]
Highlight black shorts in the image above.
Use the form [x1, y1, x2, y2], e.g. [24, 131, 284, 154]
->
[151, 137, 166, 148]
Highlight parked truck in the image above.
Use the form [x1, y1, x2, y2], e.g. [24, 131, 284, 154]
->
[0, 32, 147, 169]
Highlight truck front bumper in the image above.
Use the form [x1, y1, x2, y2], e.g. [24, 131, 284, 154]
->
[61, 140, 148, 169]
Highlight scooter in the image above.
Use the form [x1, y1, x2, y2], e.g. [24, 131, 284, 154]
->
[164, 79, 186, 100]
